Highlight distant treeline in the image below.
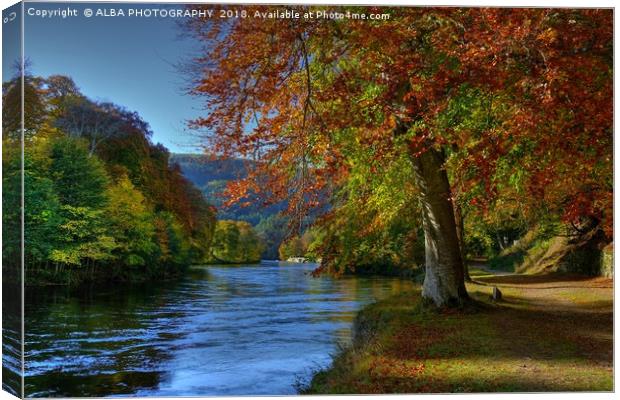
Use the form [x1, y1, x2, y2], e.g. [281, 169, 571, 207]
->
[2, 74, 217, 285]
[171, 154, 290, 259]
[209, 220, 264, 264]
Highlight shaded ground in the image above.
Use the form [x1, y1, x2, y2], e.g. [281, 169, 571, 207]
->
[305, 268, 613, 393]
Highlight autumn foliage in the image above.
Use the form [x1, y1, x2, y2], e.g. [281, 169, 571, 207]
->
[185, 7, 611, 240]
[2, 73, 217, 284]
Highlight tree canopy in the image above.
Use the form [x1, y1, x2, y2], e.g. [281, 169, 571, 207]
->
[184, 7, 612, 306]
[2, 73, 217, 284]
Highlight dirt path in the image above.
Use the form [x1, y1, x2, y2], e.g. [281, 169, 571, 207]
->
[470, 266, 613, 313]
[469, 267, 613, 371]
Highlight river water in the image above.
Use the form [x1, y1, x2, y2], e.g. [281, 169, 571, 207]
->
[13, 263, 412, 397]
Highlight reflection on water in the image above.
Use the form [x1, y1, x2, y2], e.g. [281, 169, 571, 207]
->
[18, 263, 412, 397]
[2, 282, 22, 397]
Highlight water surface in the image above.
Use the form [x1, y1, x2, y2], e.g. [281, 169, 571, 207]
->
[19, 263, 412, 397]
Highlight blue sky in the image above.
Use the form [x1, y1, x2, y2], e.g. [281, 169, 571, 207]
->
[20, 2, 205, 153]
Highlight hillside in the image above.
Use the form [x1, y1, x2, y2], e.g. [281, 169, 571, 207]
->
[170, 154, 288, 259]
[170, 154, 286, 224]
[170, 154, 248, 187]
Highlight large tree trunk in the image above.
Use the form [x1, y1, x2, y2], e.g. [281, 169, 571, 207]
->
[453, 203, 471, 282]
[411, 148, 469, 307]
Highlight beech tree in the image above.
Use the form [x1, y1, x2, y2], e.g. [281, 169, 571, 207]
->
[184, 7, 612, 307]
[55, 99, 131, 156]
[2, 74, 46, 138]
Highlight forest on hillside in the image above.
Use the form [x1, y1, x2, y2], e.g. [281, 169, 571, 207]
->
[2, 72, 217, 285]
[170, 154, 290, 259]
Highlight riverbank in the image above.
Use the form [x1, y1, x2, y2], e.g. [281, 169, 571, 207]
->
[15, 263, 188, 287]
[303, 268, 613, 393]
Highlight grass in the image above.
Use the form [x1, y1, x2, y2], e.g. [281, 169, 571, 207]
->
[303, 268, 613, 394]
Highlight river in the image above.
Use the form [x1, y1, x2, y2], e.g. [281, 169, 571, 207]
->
[8, 262, 412, 397]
